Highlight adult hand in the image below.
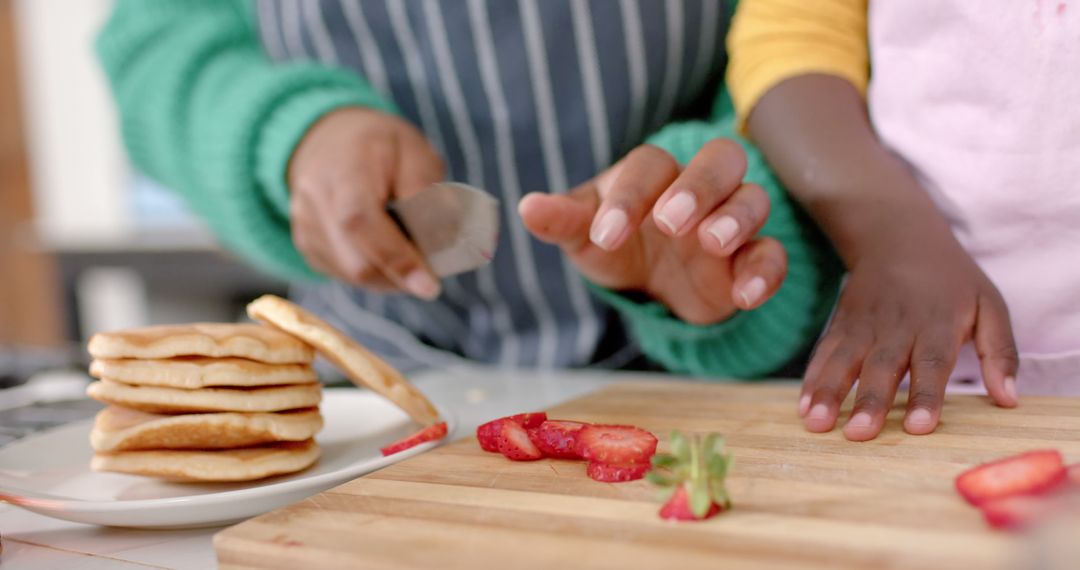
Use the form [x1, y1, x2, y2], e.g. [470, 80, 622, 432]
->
[288, 107, 444, 299]
[519, 140, 787, 325]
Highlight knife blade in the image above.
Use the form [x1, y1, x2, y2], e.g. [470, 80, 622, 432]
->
[387, 183, 500, 278]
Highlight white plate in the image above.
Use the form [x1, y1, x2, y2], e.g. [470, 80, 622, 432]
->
[0, 388, 454, 529]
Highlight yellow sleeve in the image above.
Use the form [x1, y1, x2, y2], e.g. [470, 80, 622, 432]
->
[726, 0, 869, 131]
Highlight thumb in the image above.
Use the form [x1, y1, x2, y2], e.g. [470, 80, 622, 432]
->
[394, 129, 446, 199]
[518, 184, 599, 253]
[974, 292, 1020, 408]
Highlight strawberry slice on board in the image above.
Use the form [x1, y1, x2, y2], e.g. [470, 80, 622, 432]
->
[955, 450, 1067, 506]
[528, 420, 587, 459]
[380, 422, 449, 456]
[475, 412, 548, 452]
[476, 420, 502, 452]
[576, 425, 658, 465]
[586, 461, 650, 483]
[496, 420, 543, 461]
[507, 412, 548, 430]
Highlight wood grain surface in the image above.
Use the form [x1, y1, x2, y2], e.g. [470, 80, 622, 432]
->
[215, 381, 1080, 570]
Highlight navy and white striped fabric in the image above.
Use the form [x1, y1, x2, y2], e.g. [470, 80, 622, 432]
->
[255, 0, 730, 372]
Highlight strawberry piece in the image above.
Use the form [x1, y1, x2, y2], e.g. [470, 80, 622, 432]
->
[980, 495, 1059, 530]
[496, 420, 543, 461]
[380, 422, 448, 456]
[528, 420, 587, 459]
[660, 485, 722, 522]
[475, 412, 548, 452]
[507, 412, 548, 430]
[586, 461, 650, 483]
[955, 450, 1067, 506]
[576, 425, 658, 465]
[650, 431, 733, 522]
[1068, 463, 1080, 485]
[476, 420, 502, 452]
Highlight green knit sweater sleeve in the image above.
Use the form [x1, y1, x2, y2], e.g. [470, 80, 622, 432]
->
[590, 96, 842, 379]
[95, 0, 397, 280]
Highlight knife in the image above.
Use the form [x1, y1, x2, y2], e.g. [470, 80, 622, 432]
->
[387, 183, 500, 278]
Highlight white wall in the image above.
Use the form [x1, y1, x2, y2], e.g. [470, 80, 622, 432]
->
[14, 0, 130, 246]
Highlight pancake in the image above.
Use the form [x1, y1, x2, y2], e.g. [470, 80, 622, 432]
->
[90, 406, 324, 452]
[88, 323, 314, 364]
[89, 357, 318, 389]
[86, 380, 322, 413]
[247, 295, 441, 425]
[90, 439, 321, 482]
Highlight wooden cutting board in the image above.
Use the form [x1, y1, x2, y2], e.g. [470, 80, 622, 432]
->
[215, 381, 1080, 570]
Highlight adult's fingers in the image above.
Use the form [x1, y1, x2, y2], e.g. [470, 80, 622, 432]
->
[974, 291, 1020, 408]
[904, 327, 961, 435]
[518, 183, 599, 253]
[293, 186, 398, 290]
[589, 145, 680, 251]
[697, 183, 771, 257]
[843, 336, 914, 441]
[804, 322, 872, 433]
[291, 184, 352, 282]
[328, 167, 440, 300]
[651, 139, 747, 237]
[339, 204, 440, 299]
[393, 128, 446, 199]
[729, 237, 787, 310]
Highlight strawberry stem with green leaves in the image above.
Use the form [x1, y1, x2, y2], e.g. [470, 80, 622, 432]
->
[646, 431, 733, 520]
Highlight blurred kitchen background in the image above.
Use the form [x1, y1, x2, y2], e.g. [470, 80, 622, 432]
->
[1, 0, 283, 441]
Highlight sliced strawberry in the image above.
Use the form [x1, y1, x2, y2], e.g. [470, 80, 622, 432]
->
[496, 420, 543, 461]
[528, 420, 587, 459]
[659, 485, 722, 522]
[476, 419, 502, 453]
[576, 425, 658, 465]
[380, 422, 448, 456]
[1068, 463, 1080, 485]
[476, 412, 548, 453]
[955, 450, 1067, 506]
[507, 412, 548, 430]
[586, 461, 650, 483]
[980, 495, 1059, 530]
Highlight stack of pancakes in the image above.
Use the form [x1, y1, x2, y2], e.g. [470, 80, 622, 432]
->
[85, 323, 324, 482]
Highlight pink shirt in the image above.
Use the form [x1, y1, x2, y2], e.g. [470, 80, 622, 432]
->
[868, 0, 1080, 395]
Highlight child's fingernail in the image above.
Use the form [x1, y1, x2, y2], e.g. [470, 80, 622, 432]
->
[655, 191, 696, 234]
[1003, 375, 1018, 403]
[798, 394, 811, 417]
[847, 412, 873, 429]
[738, 276, 767, 308]
[404, 269, 441, 300]
[706, 216, 740, 248]
[808, 403, 829, 421]
[905, 408, 934, 429]
[590, 208, 628, 251]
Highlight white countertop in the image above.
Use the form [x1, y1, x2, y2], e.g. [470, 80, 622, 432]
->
[1, 367, 642, 569]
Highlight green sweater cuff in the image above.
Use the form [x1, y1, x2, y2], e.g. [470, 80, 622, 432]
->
[593, 113, 842, 379]
[255, 85, 397, 222]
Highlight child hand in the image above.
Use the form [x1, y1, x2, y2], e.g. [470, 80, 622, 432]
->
[288, 107, 444, 299]
[519, 140, 787, 325]
[801, 241, 1020, 441]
